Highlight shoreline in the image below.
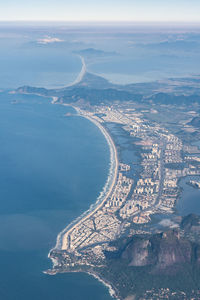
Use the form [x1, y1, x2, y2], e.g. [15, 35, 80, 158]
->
[52, 106, 119, 250]
[64, 55, 86, 88]
[46, 105, 120, 299]
[46, 269, 121, 300]
[12, 66, 120, 298]
[86, 271, 121, 300]
[10, 54, 86, 96]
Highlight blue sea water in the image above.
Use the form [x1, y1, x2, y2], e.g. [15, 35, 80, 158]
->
[0, 92, 112, 299]
[0, 39, 82, 89]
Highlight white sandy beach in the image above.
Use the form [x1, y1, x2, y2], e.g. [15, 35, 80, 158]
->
[53, 107, 119, 250]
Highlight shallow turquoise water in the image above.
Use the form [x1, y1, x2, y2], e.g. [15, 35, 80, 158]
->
[0, 92, 112, 299]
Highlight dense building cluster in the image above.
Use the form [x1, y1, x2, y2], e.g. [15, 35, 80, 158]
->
[49, 104, 200, 285]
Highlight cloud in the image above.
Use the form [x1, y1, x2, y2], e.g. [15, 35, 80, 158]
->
[159, 218, 179, 228]
[37, 36, 64, 45]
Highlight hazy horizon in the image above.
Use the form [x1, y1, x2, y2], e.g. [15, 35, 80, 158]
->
[1, 0, 200, 23]
[1, 21, 200, 32]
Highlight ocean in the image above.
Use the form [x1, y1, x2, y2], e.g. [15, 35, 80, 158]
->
[0, 38, 82, 89]
[2, 23, 200, 299]
[0, 91, 113, 299]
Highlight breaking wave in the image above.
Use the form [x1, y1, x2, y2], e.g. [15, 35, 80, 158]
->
[51, 114, 118, 251]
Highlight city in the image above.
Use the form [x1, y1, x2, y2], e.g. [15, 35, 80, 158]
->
[48, 103, 200, 276]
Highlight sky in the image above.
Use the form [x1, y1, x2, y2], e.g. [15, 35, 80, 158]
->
[0, 0, 200, 22]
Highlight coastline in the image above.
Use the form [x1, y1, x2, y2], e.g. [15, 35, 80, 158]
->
[47, 268, 121, 300]
[86, 271, 121, 300]
[64, 55, 86, 87]
[13, 57, 120, 298]
[52, 106, 119, 250]
[47, 105, 120, 299]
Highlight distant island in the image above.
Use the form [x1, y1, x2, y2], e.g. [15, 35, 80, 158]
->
[15, 60, 200, 299]
[74, 48, 118, 58]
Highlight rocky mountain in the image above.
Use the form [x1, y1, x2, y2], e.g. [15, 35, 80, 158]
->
[121, 229, 198, 274]
[99, 215, 200, 299]
[188, 116, 200, 128]
[74, 48, 118, 57]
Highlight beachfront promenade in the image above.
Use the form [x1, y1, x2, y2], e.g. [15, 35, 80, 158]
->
[55, 108, 120, 251]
